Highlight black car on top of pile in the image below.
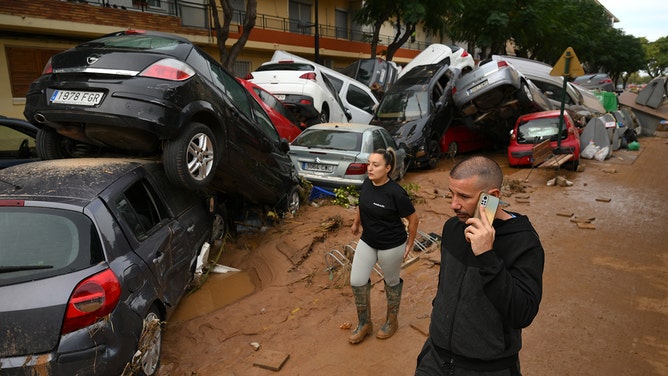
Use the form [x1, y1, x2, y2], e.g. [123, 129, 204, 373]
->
[23, 30, 301, 215]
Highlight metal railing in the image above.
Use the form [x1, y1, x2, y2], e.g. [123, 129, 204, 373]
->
[75, 0, 426, 50]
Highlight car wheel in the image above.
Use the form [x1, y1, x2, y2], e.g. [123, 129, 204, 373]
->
[318, 105, 329, 124]
[36, 127, 66, 159]
[163, 122, 218, 190]
[396, 158, 409, 181]
[210, 209, 228, 243]
[518, 82, 534, 107]
[426, 140, 441, 169]
[137, 307, 162, 376]
[284, 185, 301, 216]
[446, 141, 459, 158]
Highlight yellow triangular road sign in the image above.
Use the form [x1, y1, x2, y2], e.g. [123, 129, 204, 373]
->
[550, 47, 585, 78]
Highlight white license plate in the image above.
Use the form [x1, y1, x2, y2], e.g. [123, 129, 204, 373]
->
[50, 90, 103, 106]
[304, 162, 334, 172]
[274, 94, 286, 100]
[468, 80, 489, 95]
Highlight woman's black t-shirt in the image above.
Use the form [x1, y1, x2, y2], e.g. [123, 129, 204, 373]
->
[359, 177, 415, 250]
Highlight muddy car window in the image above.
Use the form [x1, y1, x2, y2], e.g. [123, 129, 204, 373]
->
[116, 180, 167, 239]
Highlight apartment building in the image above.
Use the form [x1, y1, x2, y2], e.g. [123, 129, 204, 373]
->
[0, 0, 432, 119]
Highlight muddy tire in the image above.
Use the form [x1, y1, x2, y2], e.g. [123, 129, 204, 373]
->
[446, 141, 459, 157]
[210, 207, 228, 243]
[137, 307, 162, 376]
[426, 140, 441, 169]
[518, 81, 534, 107]
[318, 105, 329, 124]
[284, 185, 301, 216]
[163, 122, 218, 191]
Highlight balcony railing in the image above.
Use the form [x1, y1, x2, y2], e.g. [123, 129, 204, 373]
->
[73, 0, 427, 50]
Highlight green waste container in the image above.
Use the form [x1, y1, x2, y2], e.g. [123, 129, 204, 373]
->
[595, 91, 618, 112]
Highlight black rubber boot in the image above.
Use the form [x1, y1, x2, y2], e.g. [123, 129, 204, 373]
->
[376, 279, 403, 339]
[349, 282, 372, 344]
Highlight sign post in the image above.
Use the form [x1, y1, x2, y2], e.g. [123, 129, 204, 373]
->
[550, 47, 584, 150]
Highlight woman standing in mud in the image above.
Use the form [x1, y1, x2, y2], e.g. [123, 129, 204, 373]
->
[349, 148, 419, 344]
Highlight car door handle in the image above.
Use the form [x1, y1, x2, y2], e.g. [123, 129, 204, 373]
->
[153, 251, 165, 265]
[187, 224, 195, 233]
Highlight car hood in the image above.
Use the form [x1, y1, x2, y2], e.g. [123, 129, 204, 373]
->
[371, 118, 427, 149]
[0, 266, 105, 356]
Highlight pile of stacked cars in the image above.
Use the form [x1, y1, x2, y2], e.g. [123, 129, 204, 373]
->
[22, 29, 302, 214]
[9, 28, 309, 376]
[452, 58, 554, 137]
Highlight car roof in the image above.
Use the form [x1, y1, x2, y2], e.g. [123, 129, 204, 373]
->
[0, 158, 154, 201]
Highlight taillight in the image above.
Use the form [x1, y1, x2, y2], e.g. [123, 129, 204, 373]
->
[61, 269, 121, 334]
[600, 78, 612, 84]
[139, 58, 195, 81]
[497, 61, 509, 68]
[245, 73, 254, 80]
[461, 50, 470, 57]
[345, 163, 367, 175]
[299, 98, 313, 105]
[299, 72, 317, 81]
[42, 58, 53, 75]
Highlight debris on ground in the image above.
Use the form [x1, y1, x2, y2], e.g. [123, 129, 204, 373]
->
[252, 349, 290, 371]
[547, 176, 573, 186]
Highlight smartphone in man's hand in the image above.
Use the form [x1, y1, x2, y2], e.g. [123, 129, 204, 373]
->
[473, 192, 499, 224]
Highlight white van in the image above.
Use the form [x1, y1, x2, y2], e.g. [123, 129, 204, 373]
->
[270, 51, 379, 124]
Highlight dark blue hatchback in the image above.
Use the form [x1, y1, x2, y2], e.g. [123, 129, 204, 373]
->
[0, 158, 217, 375]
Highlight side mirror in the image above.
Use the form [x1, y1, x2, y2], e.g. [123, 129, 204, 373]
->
[280, 138, 290, 153]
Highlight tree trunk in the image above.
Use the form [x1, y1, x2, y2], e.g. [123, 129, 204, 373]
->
[385, 24, 414, 62]
[209, 0, 256, 72]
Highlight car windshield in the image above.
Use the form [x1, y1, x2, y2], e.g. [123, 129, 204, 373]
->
[256, 63, 315, 72]
[517, 117, 568, 144]
[292, 129, 362, 151]
[375, 88, 429, 121]
[79, 34, 183, 51]
[0, 207, 104, 285]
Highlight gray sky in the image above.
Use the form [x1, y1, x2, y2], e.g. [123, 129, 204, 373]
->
[599, 0, 667, 42]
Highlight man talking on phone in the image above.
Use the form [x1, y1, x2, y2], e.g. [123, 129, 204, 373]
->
[415, 156, 544, 376]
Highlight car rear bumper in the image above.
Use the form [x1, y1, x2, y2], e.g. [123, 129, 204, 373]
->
[297, 172, 364, 189]
[0, 305, 141, 376]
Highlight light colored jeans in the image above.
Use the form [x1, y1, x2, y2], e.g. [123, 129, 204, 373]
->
[350, 239, 405, 287]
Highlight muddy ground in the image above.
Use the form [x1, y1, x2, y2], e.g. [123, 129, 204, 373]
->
[158, 134, 668, 376]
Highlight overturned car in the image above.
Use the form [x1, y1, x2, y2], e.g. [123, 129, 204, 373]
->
[452, 58, 554, 140]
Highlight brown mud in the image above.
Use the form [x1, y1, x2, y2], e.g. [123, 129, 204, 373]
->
[159, 135, 668, 376]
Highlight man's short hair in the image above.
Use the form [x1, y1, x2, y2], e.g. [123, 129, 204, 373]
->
[449, 156, 503, 190]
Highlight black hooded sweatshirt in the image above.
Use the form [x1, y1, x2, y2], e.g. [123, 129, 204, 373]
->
[427, 212, 544, 370]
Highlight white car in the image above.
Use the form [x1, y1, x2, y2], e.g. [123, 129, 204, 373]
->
[269, 50, 379, 124]
[399, 44, 475, 78]
[247, 61, 350, 125]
